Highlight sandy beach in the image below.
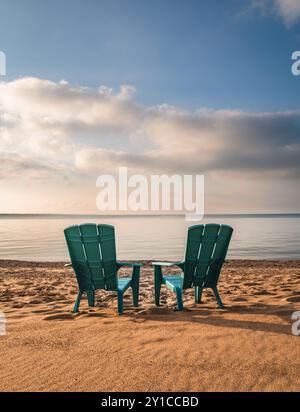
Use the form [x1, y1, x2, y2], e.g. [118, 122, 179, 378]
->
[0, 259, 300, 392]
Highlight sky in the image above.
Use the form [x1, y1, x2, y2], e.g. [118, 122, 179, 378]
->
[0, 0, 300, 214]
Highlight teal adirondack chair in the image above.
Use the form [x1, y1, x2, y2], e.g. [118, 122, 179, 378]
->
[153, 224, 233, 311]
[64, 224, 142, 315]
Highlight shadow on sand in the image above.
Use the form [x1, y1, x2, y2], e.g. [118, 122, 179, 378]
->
[128, 302, 294, 336]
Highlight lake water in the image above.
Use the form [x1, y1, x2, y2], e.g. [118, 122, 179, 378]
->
[0, 215, 299, 261]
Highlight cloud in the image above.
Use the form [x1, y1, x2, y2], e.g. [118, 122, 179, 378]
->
[0, 76, 300, 185]
[0, 77, 143, 177]
[274, 0, 300, 26]
[0, 151, 68, 179]
[250, 0, 300, 27]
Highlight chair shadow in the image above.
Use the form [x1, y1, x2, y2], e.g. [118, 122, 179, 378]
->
[130, 302, 294, 337]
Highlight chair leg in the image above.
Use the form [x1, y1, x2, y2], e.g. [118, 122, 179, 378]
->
[117, 290, 124, 315]
[86, 289, 95, 307]
[132, 266, 140, 307]
[195, 286, 203, 304]
[154, 265, 162, 306]
[175, 287, 184, 311]
[213, 287, 224, 309]
[73, 290, 83, 313]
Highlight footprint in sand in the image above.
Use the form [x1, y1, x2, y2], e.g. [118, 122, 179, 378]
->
[48, 304, 66, 309]
[139, 307, 173, 316]
[11, 302, 25, 308]
[33, 309, 65, 315]
[272, 294, 286, 300]
[131, 318, 146, 323]
[52, 281, 64, 286]
[231, 297, 248, 302]
[272, 309, 292, 317]
[286, 296, 300, 303]
[141, 337, 168, 345]
[5, 313, 27, 319]
[60, 300, 73, 304]
[18, 282, 32, 287]
[32, 309, 51, 314]
[42, 313, 75, 321]
[85, 313, 108, 318]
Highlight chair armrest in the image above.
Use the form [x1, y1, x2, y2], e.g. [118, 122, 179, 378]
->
[152, 261, 184, 267]
[64, 262, 73, 268]
[117, 261, 143, 268]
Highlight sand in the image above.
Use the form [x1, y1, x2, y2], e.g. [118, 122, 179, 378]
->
[0, 259, 300, 392]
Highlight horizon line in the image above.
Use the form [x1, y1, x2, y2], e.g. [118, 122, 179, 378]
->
[0, 212, 300, 218]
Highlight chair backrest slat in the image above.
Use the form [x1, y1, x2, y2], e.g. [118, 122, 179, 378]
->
[183, 225, 204, 289]
[193, 224, 220, 286]
[183, 224, 233, 289]
[98, 224, 118, 291]
[64, 223, 118, 291]
[204, 225, 233, 288]
[79, 224, 106, 290]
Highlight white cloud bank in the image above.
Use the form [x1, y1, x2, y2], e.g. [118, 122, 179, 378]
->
[1, 77, 300, 178]
[0, 77, 299, 212]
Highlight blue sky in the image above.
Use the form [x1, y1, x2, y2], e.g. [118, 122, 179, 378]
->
[1, 0, 300, 214]
[1, 0, 300, 111]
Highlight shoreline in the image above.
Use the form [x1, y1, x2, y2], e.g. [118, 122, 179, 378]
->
[1, 258, 300, 265]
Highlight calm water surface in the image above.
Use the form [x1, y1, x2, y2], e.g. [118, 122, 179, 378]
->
[0, 215, 299, 261]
